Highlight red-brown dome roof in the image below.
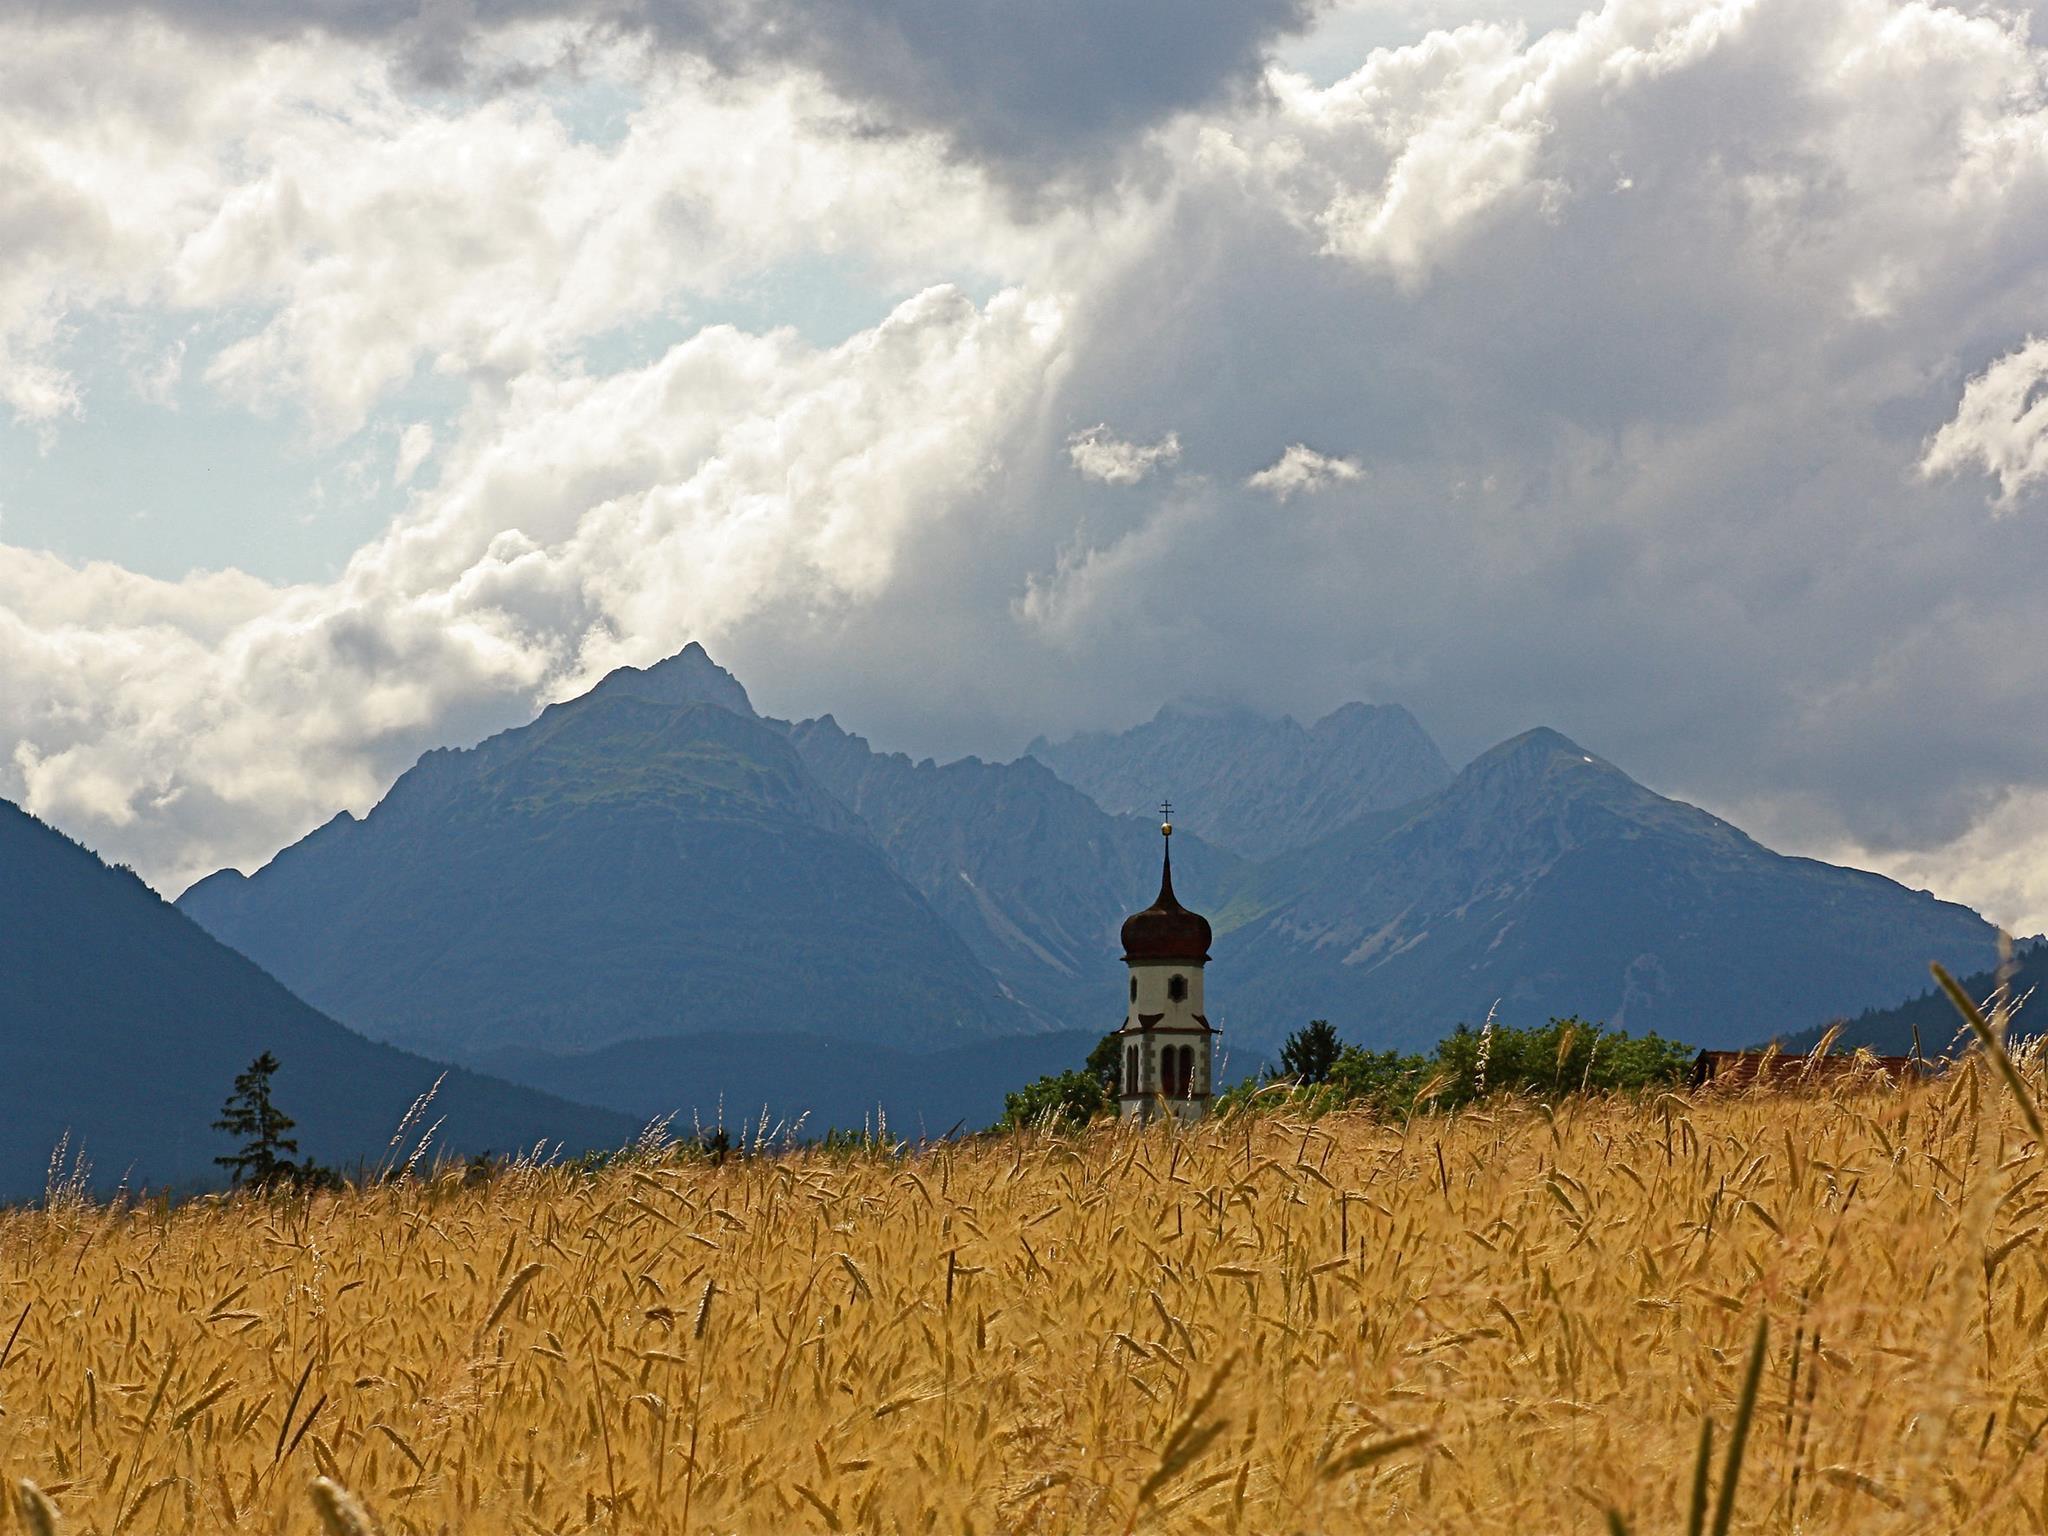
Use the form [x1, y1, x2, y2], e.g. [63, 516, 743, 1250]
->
[1121, 835, 1211, 963]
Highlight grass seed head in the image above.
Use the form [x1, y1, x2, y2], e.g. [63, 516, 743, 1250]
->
[310, 1476, 378, 1536]
[15, 1481, 59, 1536]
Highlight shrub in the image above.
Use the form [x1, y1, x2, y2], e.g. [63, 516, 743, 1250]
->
[1000, 1069, 1109, 1131]
[1226, 1016, 1694, 1119]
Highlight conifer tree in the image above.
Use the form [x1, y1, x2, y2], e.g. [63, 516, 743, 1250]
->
[1278, 1019, 1343, 1085]
[213, 1052, 302, 1188]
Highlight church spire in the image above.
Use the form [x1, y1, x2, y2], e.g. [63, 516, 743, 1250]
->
[1156, 799, 1178, 907]
[1121, 797, 1210, 963]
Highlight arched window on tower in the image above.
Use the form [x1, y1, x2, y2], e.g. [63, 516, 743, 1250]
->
[1129, 976, 1137, 1002]
[1168, 974, 1188, 1003]
[1180, 1045, 1196, 1097]
[1159, 1046, 1179, 1098]
[1125, 1043, 1138, 1095]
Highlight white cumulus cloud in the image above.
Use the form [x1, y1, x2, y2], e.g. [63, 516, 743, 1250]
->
[1246, 444, 1364, 500]
[1066, 425, 1183, 485]
[1921, 336, 2048, 510]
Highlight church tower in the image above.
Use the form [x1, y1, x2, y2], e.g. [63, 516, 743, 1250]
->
[1117, 807, 1215, 1124]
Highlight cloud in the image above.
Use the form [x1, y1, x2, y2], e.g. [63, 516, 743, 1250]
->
[1851, 788, 2048, 946]
[393, 423, 435, 488]
[1066, 425, 1182, 485]
[14, 0, 2048, 949]
[0, 0, 1315, 182]
[130, 340, 187, 411]
[1245, 444, 1364, 500]
[1921, 336, 2048, 510]
[980, 0, 2048, 933]
[0, 347, 81, 427]
[0, 18, 1069, 443]
[0, 284, 1063, 889]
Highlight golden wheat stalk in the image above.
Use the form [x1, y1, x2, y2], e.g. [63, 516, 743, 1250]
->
[481, 1260, 545, 1334]
[1934, 960, 2046, 1142]
[16, 1481, 60, 1536]
[309, 1476, 379, 1536]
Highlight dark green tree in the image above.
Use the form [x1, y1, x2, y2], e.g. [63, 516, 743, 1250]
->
[1278, 1019, 1343, 1085]
[1086, 1030, 1124, 1095]
[213, 1052, 303, 1188]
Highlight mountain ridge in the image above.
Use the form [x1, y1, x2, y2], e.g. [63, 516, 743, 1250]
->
[1029, 697, 1453, 859]
[784, 711, 1242, 1024]
[0, 797, 635, 1201]
[1775, 940, 2048, 1057]
[180, 680, 1026, 1061]
[472, 1028, 1106, 1133]
[1219, 726, 1999, 1051]
[175, 644, 2006, 1082]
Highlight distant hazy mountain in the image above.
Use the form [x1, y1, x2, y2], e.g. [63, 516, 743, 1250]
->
[786, 714, 1241, 1023]
[181, 645, 1026, 1062]
[1776, 940, 2048, 1057]
[1219, 728, 2003, 1055]
[1029, 700, 1452, 859]
[0, 798, 633, 1201]
[474, 1028, 1104, 1134]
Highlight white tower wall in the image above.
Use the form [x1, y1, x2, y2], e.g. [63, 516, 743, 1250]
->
[1118, 959, 1213, 1125]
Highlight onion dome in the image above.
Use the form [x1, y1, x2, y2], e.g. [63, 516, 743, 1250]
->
[1121, 821, 1212, 963]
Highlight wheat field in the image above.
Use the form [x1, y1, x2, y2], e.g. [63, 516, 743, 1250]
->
[5, 1068, 2048, 1534]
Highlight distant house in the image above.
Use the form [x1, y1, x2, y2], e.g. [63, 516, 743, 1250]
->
[1689, 1049, 1929, 1092]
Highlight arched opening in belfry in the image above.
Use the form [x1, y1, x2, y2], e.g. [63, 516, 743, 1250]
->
[1125, 1043, 1138, 1093]
[1179, 1044, 1196, 1096]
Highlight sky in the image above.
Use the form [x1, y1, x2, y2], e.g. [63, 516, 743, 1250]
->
[6, 0, 2048, 935]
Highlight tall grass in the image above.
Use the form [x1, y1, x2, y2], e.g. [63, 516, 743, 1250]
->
[2, 1067, 2044, 1532]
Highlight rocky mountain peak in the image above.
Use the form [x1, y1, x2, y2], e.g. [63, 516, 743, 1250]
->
[584, 642, 755, 718]
[1459, 727, 1603, 784]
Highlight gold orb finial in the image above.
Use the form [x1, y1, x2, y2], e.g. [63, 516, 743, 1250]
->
[1160, 797, 1173, 838]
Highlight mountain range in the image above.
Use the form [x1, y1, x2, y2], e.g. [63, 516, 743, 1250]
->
[162, 643, 2003, 1124]
[1215, 728, 2000, 1048]
[1030, 700, 1452, 859]
[0, 798, 633, 1202]
[8, 639, 2012, 1197]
